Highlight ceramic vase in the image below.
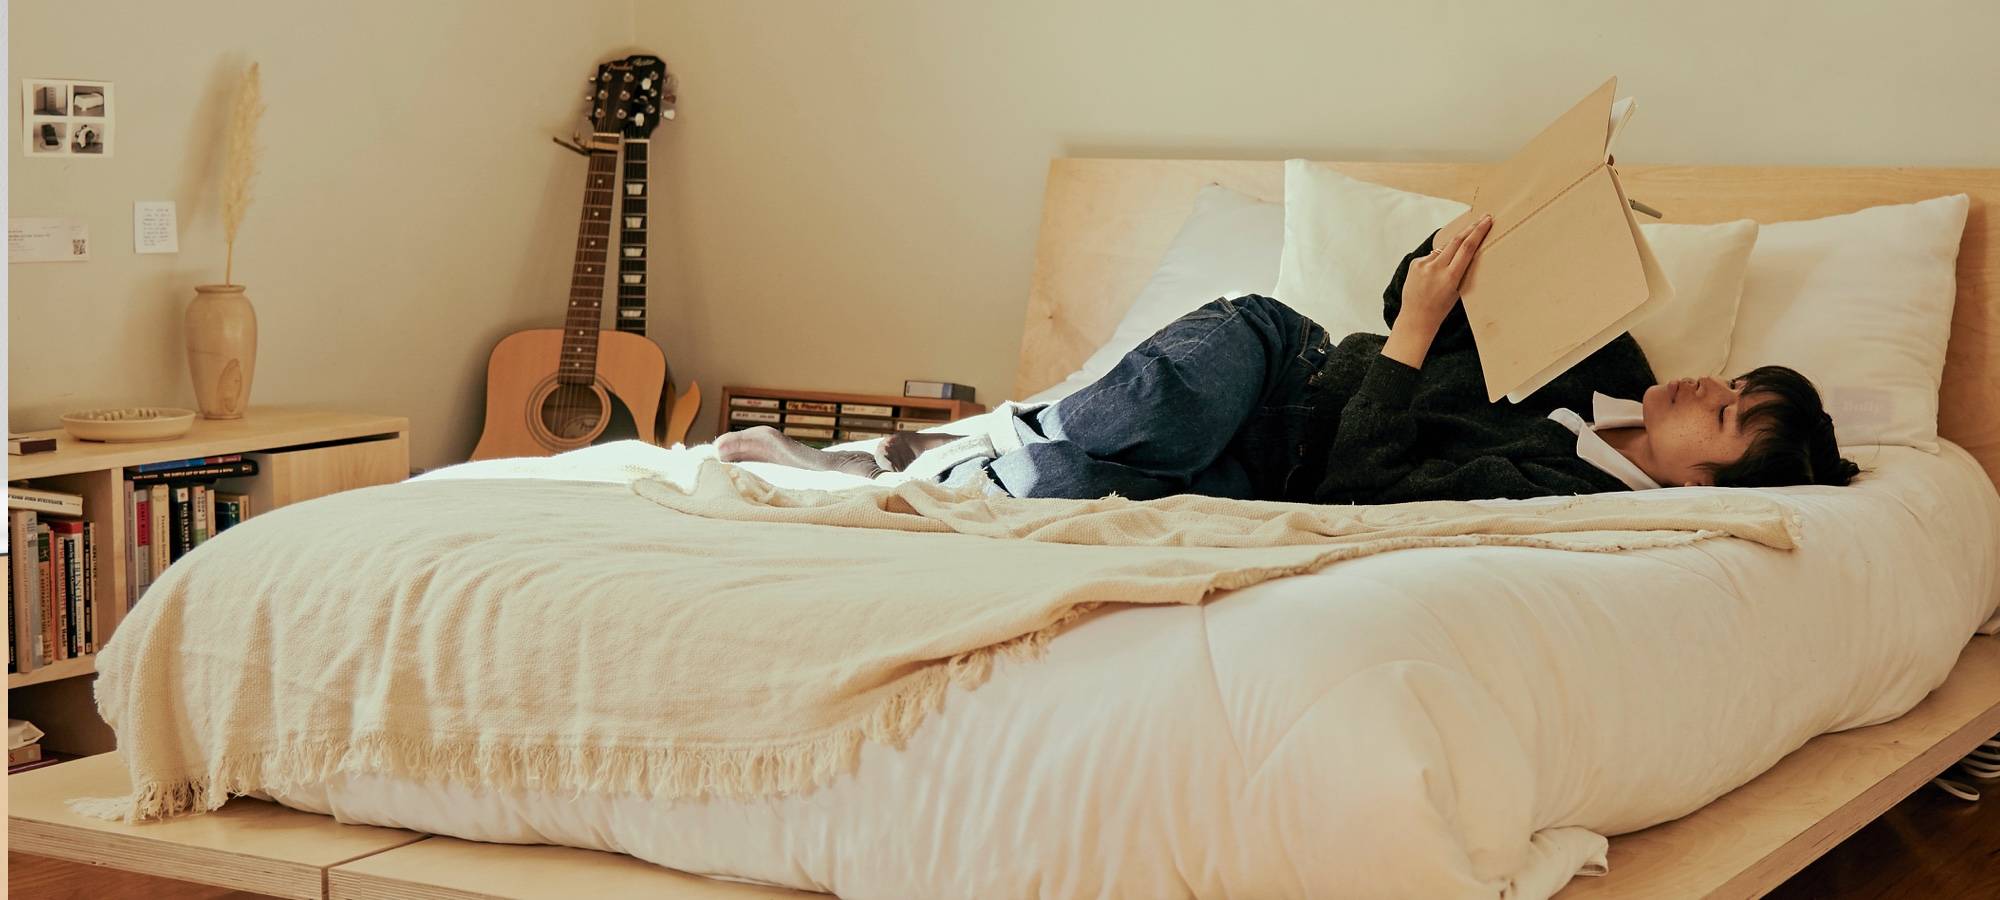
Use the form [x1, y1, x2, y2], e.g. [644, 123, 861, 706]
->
[186, 284, 258, 419]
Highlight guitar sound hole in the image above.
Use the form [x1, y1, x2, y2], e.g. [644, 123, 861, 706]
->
[540, 384, 606, 440]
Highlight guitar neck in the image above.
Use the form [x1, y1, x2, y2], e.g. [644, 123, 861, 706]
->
[614, 138, 649, 335]
[559, 136, 621, 385]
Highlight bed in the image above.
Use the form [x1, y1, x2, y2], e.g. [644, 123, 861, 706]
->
[86, 161, 2000, 899]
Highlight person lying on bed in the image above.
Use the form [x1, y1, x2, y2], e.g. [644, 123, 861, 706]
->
[721, 215, 1861, 503]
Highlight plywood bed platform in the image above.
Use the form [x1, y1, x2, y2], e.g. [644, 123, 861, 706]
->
[11, 158, 2000, 898]
[9, 636, 1997, 898]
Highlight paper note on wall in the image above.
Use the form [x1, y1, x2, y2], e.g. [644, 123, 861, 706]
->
[134, 201, 179, 254]
[8, 217, 91, 262]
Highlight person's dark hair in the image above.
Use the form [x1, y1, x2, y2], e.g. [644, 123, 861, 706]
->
[1704, 365, 1862, 488]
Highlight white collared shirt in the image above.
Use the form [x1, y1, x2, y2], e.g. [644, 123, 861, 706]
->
[1546, 393, 1663, 491]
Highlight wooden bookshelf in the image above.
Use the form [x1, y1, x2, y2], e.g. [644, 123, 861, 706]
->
[6, 406, 409, 756]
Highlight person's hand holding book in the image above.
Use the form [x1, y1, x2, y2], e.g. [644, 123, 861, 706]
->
[1383, 214, 1492, 369]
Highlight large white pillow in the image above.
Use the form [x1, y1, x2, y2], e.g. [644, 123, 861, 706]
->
[1720, 194, 1969, 451]
[1023, 184, 1283, 403]
[1274, 160, 1760, 380]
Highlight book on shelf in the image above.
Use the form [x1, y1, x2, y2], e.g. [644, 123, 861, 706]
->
[8, 434, 56, 455]
[132, 453, 241, 474]
[837, 428, 894, 442]
[192, 484, 211, 547]
[903, 380, 976, 401]
[149, 484, 170, 582]
[8, 743, 42, 766]
[7, 485, 82, 516]
[730, 409, 781, 425]
[781, 425, 836, 440]
[10, 511, 43, 672]
[839, 403, 896, 417]
[128, 458, 259, 485]
[730, 397, 781, 410]
[783, 413, 836, 427]
[784, 400, 839, 414]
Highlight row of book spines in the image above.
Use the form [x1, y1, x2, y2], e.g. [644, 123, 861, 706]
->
[723, 421, 932, 442]
[7, 510, 98, 672]
[126, 482, 251, 608]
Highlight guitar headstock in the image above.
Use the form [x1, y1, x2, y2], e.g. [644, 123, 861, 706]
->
[586, 55, 674, 140]
[620, 54, 675, 137]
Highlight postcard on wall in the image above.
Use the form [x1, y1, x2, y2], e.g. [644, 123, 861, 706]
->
[21, 78, 114, 157]
[9, 218, 92, 263]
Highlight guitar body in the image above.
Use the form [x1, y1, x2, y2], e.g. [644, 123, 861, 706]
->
[469, 328, 666, 460]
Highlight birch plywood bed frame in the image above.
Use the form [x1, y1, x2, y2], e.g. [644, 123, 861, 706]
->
[1017, 159, 2000, 898]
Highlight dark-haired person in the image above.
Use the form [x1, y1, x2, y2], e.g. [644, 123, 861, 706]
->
[721, 215, 1860, 502]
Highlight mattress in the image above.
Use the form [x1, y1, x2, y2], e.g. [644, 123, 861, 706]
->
[253, 439, 2000, 899]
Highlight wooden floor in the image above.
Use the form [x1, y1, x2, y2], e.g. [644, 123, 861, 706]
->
[9, 779, 1998, 898]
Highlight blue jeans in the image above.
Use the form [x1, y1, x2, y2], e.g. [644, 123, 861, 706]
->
[987, 295, 1334, 501]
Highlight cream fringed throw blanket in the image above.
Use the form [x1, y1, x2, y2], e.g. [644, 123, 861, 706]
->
[86, 459, 1800, 822]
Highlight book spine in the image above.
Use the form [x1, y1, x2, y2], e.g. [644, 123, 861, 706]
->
[729, 410, 781, 424]
[172, 486, 192, 563]
[126, 481, 141, 609]
[36, 527, 53, 664]
[729, 397, 781, 409]
[903, 380, 975, 401]
[128, 460, 259, 485]
[839, 403, 897, 417]
[192, 485, 210, 546]
[149, 485, 170, 581]
[783, 414, 837, 427]
[783, 400, 839, 414]
[133, 454, 242, 474]
[10, 511, 37, 673]
[66, 530, 81, 657]
[6, 489, 82, 516]
[82, 521, 95, 654]
[50, 531, 68, 659]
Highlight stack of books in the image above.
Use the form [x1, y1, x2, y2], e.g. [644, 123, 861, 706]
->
[7, 486, 97, 672]
[7, 718, 53, 774]
[125, 455, 258, 608]
[724, 393, 962, 447]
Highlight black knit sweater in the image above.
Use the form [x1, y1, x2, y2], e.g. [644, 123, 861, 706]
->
[1299, 232, 1658, 504]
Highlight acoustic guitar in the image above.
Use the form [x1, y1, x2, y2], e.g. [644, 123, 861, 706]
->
[471, 58, 670, 460]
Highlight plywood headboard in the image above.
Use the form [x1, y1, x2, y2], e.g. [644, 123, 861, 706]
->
[1016, 159, 2000, 488]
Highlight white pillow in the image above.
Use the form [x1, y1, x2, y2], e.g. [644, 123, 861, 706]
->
[1720, 194, 1969, 451]
[1275, 161, 1761, 380]
[1274, 160, 1469, 342]
[1024, 184, 1283, 403]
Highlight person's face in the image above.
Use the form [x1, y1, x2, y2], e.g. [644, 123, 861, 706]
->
[1638, 375, 1762, 487]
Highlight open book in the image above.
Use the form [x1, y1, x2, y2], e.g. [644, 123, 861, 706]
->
[1441, 77, 1673, 403]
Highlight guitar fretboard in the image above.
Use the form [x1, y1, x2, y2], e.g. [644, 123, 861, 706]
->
[615, 139, 649, 335]
[559, 141, 622, 385]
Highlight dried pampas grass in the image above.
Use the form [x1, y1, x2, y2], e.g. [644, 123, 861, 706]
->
[221, 62, 264, 285]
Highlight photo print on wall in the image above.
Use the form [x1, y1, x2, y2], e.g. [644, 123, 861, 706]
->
[21, 78, 113, 157]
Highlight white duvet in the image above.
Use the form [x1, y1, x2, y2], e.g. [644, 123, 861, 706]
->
[263, 440, 2000, 899]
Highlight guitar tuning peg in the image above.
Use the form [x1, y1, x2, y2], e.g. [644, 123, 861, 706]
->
[635, 113, 646, 126]
[616, 109, 627, 119]
[623, 72, 634, 82]
[640, 78, 652, 89]
[600, 72, 611, 81]
[597, 89, 608, 98]
[647, 104, 657, 112]
[619, 90, 630, 99]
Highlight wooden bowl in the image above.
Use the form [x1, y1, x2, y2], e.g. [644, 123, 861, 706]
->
[60, 407, 197, 443]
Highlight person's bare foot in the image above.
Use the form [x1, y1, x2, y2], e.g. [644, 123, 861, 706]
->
[879, 432, 960, 471]
[715, 426, 883, 478]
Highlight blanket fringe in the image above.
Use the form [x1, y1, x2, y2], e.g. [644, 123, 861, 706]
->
[79, 602, 1105, 824]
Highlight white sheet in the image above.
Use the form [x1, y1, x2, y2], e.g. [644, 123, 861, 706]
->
[264, 440, 2000, 899]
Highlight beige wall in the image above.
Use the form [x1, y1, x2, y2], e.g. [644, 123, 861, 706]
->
[634, 0, 2000, 434]
[13, 2, 2000, 461]
[7, 0, 633, 468]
